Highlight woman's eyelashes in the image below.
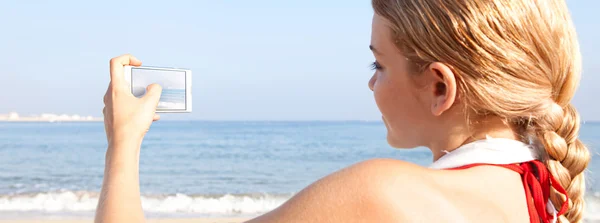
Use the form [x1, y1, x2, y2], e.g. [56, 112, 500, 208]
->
[370, 61, 383, 70]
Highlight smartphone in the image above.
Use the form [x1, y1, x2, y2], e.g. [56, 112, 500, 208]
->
[124, 66, 192, 113]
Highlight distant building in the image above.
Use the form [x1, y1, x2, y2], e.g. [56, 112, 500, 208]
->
[41, 113, 58, 122]
[8, 112, 19, 120]
[0, 112, 102, 122]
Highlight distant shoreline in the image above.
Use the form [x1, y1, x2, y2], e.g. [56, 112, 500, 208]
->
[0, 218, 249, 223]
[0, 119, 103, 123]
[0, 112, 103, 123]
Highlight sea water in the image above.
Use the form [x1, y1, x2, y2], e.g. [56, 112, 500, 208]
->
[0, 121, 599, 220]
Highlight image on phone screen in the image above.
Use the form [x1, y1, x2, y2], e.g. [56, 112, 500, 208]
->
[131, 67, 187, 111]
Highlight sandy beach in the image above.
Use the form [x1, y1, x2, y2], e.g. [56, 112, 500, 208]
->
[0, 218, 248, 223]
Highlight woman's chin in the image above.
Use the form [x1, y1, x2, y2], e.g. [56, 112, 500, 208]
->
[386, 134, 402, 148]
[386, 133, 417, 149]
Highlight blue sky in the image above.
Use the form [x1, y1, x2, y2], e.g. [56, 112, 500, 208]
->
[0, 1, 597, 121]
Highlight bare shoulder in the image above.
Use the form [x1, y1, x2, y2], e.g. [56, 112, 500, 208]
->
[246, 158, 462, 223]
[248, 159, 529, 223]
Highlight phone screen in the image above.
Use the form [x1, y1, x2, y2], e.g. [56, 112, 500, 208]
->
[131, 67, 187, 111]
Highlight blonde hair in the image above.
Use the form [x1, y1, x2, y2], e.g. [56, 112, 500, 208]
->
[372, 0, 591, 222]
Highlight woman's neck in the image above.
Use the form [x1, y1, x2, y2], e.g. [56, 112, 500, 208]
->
[428, 116, 520, 161]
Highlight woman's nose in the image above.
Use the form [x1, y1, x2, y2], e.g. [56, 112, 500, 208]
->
[368, 73, 376, 91]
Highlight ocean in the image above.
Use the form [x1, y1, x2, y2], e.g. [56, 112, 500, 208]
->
[0, 121, 599, 220]
[157, 89, 186, 110]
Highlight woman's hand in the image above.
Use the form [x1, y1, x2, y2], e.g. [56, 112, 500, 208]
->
[96, 54, 162, 223]
[103, 54, 163, 148]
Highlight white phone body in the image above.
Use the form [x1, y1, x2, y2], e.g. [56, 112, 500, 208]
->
[124, 66, 192, 113]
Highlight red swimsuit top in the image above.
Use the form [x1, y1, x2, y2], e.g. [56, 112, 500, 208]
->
[430, 137, 569, 223]
[448, 161, 569, 223]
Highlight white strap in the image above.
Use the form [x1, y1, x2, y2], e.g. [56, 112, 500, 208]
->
[429, 136, 538, 169]
[428, 136, 557, 218]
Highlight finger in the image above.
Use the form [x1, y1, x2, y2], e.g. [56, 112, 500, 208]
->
[109, 54, 142, 87]
[143, 84, 163, 108]
[153, 114, 161, 122]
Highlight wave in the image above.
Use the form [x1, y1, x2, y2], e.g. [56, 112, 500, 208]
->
[4, 190, 600, 220]
[158, 101, 186, 109]
[0, 191, 290, 216]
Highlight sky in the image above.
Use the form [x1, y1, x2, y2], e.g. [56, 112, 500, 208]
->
[0, 1, 597, 121]
[132, 68, 186, 90]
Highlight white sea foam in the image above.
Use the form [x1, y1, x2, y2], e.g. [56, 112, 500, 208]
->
[0, 191, 289, 216]
[158, 101, 185, 109]
[4, 191, 600, 221]
[585, 193, 600, 222]
[0, 191, 98, 212]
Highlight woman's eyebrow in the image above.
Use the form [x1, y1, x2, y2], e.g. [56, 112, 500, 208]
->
[369, 45, 382, 55]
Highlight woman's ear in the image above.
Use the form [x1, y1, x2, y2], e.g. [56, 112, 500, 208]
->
[425, 62, 457, 116]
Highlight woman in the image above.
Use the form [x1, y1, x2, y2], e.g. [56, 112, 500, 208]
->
[95, 0, 589, 222]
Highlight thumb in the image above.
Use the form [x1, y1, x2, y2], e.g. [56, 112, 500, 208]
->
[143, 83, 163, 107]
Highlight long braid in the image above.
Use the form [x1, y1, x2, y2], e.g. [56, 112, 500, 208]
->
[533, 104, 590, 223]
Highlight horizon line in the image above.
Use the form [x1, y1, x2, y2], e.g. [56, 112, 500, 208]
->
[2, 119, 600, 123]
[153, 119, 600, 123]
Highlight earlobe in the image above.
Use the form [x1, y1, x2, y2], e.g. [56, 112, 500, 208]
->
[428, 62, 457, 116]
